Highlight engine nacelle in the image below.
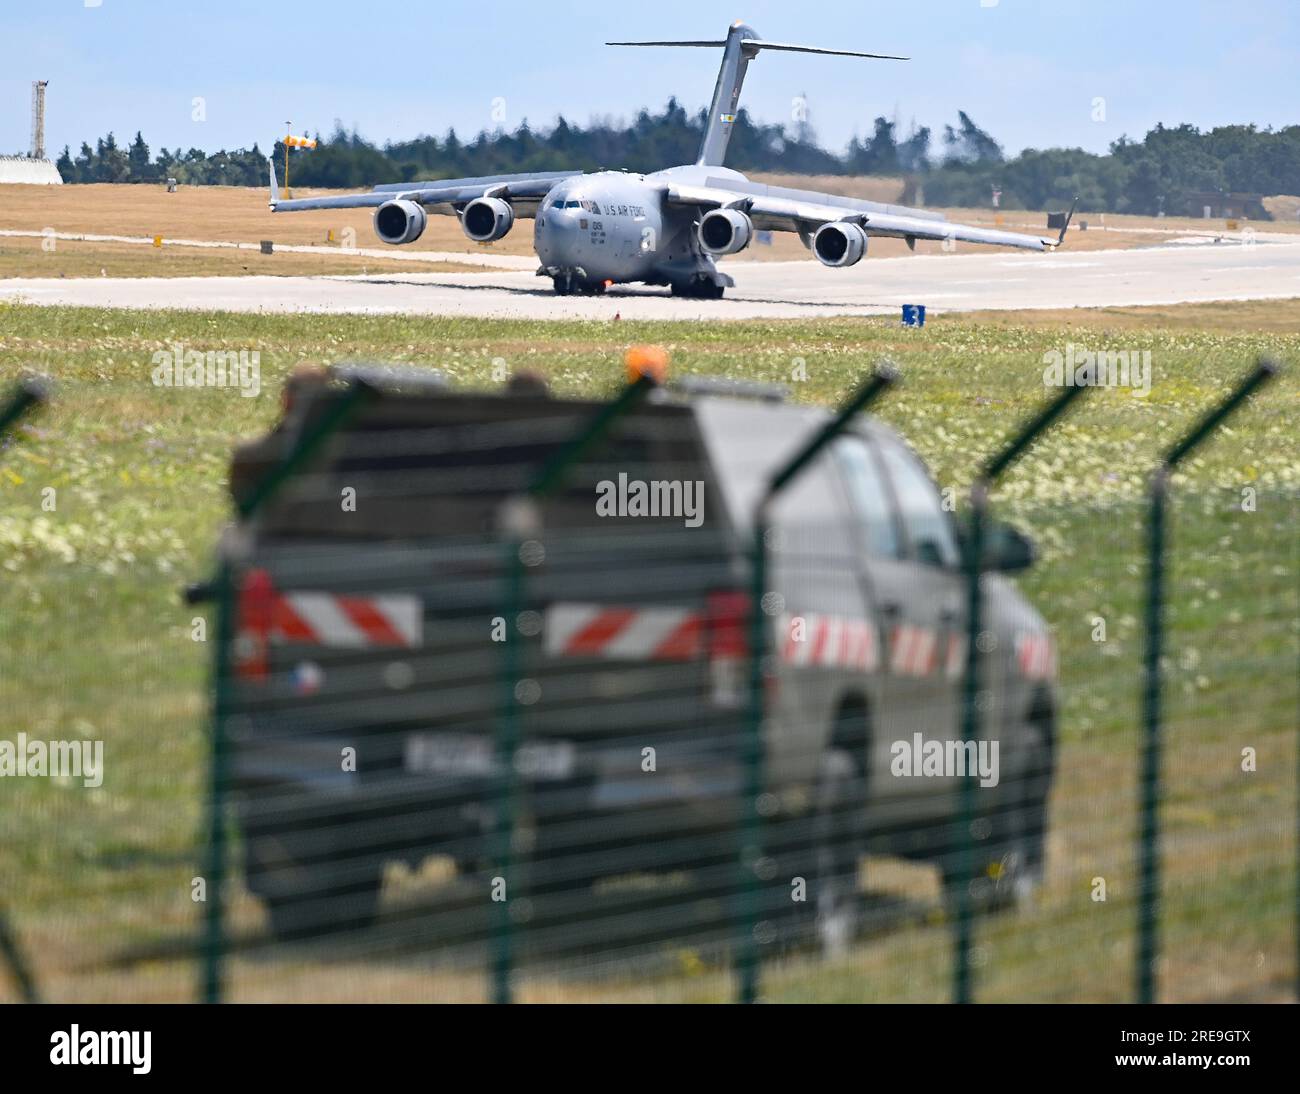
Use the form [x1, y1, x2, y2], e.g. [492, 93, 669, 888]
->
[461, 197, 515, 243]
[373, 199, 427, 245]
[697, 208, 754, 256]
[812, 221, 868, 267]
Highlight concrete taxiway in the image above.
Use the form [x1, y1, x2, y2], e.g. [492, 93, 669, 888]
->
[2, 236, 1297, 320]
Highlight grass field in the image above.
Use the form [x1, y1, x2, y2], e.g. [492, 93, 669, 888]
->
[0, 234, 481, 280]
[0, 298, 1296, 1002]
[4, 179, 1295, 280]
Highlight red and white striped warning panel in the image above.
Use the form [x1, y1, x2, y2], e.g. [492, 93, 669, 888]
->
[235, 571, 422, 679]
[780, 613, 879, 671]
[944, 632, 965, 680]
[544, 603, 703, 661]
[545, 602, 884, 671]
[890, 623, 939, 678]
[541, 603, 1047, 685]
[273, 592, 422, 648]
[1015, 632, 1056, 680]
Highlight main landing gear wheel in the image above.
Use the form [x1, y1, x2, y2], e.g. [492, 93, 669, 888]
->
[670, 278, 725, 300]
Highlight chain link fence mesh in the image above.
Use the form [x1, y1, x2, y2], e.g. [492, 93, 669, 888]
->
[1, 378, 1295, 1004]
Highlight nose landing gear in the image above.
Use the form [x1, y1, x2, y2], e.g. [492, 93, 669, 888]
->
[551, 271, 608, 296]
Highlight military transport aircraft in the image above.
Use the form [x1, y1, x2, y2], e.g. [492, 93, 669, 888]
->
[268, 22, 1074, 298]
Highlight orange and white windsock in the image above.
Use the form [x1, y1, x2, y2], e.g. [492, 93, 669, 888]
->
[283, 134, 317, 149]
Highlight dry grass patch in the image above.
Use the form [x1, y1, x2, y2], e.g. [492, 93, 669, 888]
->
[0, 234, 480, 279]
[0, 182, 535, 259]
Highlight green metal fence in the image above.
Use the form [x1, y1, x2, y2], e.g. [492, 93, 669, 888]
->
[1, 363, 1294, 1004]
[0, 378, 48, 1005]
[1134, 361, 1277, 1005]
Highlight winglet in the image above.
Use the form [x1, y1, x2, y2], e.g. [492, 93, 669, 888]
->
[268, 157, 280, 209]
[1053, 197, 1079, 248]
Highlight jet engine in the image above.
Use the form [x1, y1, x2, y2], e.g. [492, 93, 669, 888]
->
[697, 208, 754, 256]
[812, 221, 868, 267]
[461, 197, 516, 243]
[373, 199, 428, 245]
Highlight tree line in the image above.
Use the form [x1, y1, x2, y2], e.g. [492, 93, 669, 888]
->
[53, 102, 1300, 217]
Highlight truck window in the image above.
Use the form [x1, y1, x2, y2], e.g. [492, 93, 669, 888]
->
[876, 440, 959, 568]
[833, 437, 901, 558]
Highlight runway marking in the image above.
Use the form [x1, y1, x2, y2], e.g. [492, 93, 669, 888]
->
[995, 260, 1105, 269]
[1205, 265, 1288, 273]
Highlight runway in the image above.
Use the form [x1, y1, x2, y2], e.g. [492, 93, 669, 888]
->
[3, 236, 1299, 320]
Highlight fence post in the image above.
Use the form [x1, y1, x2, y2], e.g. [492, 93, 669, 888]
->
[200, 378, 377, 1004]
[954, 381, 1089, 1004]
[491, 521, 528, 1008]
[0, 908, 40, 1003]
[490, 353, 665, 1005]
[201, 562, 234, 1005]
[1135, 359, 1277, 1005]
[0, 379, 48, 1005]
[738, 364, 897, 1004]
[0, 378, 47, 437]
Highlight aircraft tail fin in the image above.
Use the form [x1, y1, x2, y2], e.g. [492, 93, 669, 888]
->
[609, 24, 907, 167]
[268, 156, 280, 208]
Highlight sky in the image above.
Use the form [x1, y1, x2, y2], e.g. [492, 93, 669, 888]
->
[1, 0, 1296, 164]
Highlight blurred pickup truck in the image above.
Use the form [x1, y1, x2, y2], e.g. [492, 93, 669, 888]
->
[208, 364, 1057, 944]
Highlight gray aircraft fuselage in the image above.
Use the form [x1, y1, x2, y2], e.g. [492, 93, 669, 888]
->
[534, 165, 740, 297]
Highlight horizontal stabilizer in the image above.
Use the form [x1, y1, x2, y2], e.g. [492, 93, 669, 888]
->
[606, 39, 727, 47]
[607, 38, 907, 60]
[740, 39, 908, 61]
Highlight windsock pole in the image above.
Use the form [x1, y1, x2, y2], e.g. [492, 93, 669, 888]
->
[281, 128, 319, 198]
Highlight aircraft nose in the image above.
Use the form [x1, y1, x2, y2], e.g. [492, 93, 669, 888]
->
[539, 212, 580, 264]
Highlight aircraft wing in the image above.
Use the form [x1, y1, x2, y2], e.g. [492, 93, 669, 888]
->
[663, 177, 1072, 252]
[268, 162, 579, 215]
